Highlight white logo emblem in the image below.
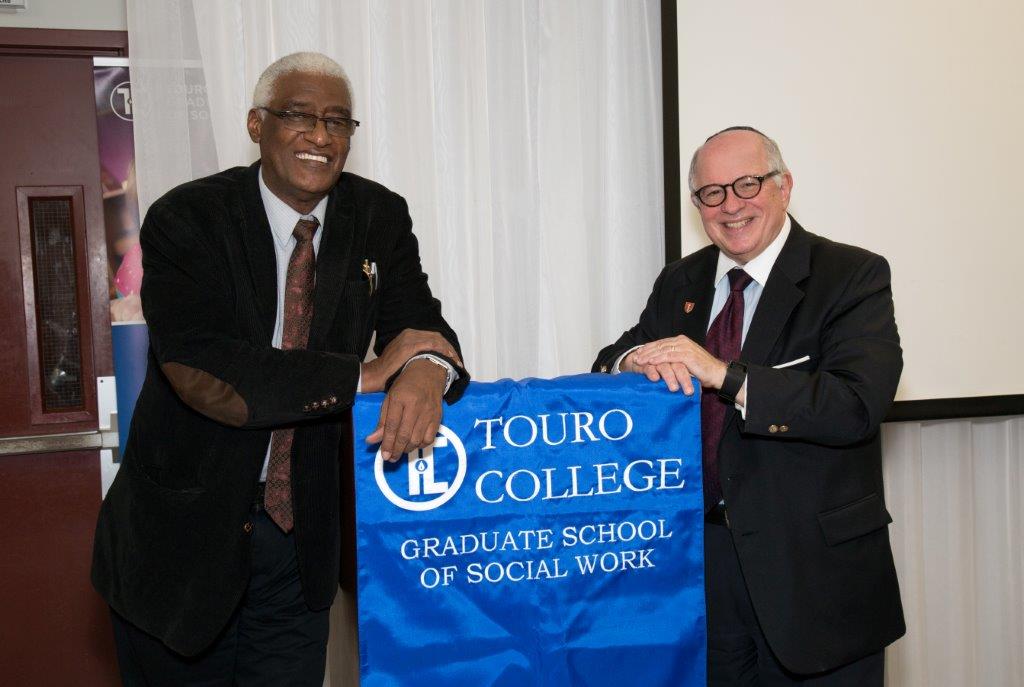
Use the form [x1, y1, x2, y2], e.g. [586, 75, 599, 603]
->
[374, 424, 466, 511]
[110, 81, 133, 121]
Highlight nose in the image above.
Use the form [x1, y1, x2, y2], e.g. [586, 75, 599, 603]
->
[304, 118, 330, 146]
[720, 186, 744, 214]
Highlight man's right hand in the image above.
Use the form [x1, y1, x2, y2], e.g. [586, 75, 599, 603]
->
[360, 328, 461, 393]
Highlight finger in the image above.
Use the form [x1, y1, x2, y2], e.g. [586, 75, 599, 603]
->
[379, 398, 406, 462]
[656, 363, 680, 392]
[424, 333, 461, 366]
[366, 396, 390, 444]
[636, 341, 671, 365]
[389, 409, 417, 461]
[644, 364, 661, 383]
[642, 351, 675, 366]
[671, 362, 695, 395]
[409, 405, 440, 452]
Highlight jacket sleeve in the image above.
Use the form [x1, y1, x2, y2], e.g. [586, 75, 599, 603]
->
[592, 267, 671, 373]
[369, 194, 469, 402]
[742, 254, 902, 446]
[140, 201, 362, 429]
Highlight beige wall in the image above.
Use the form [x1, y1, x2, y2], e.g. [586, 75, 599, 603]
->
[0, 0, 126, 31]
[678, 1, 1024, 401]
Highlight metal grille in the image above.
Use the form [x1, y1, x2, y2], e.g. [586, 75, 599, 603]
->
[29, 197, 84, 411]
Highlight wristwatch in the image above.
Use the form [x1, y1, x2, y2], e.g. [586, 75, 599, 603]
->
[718, 360, 747, 403]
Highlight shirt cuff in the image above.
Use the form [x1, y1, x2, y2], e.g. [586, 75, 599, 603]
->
[612, 345, 644, 374]
[356, 369, 362, 394]
[402, 353, 457, 394]
[734, 375, 748, 419]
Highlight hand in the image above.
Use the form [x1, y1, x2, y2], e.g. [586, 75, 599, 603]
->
[360, 328, 461, 394]
[627, 336, 728, 395]
[365, 359, 447, 461]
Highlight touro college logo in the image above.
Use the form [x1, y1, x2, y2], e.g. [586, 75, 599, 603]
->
[374, 424, 467, 511]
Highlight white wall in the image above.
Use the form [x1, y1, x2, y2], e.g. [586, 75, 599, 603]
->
[0, 0, 126, 31]
[677, 1, 1024, 402]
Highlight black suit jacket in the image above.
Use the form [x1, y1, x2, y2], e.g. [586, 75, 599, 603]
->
[593, 218, 905, 674]
[92, 162, 467, 656]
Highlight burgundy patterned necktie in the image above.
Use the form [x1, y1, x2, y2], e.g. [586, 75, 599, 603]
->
[701, 268, 753, 510]
[264, 217, 319, 532]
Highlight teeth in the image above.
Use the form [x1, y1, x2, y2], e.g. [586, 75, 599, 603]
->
[725, 219, 752, 229]
[296, 152, 328, 164]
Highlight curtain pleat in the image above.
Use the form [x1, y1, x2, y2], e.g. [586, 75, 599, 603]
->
[882, 417, 1024, 686]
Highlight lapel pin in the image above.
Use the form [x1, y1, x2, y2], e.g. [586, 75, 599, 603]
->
[362, 259, 378, 296]
[683, 300, 695, 314]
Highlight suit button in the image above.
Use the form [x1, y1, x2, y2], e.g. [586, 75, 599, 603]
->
[768, 424, 779, 433]
[302, 403, 312, 412]
[243, 521, 253, 534]
[779, 425, 789, 433]
[329, 396, 337, 405]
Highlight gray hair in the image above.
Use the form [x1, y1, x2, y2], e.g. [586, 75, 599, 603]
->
[252, 52, 354, 110]
[688, 126, 789, 192]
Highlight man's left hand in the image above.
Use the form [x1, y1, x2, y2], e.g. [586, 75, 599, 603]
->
[629, 335, 728, 395]
[365, 358, 447, 462]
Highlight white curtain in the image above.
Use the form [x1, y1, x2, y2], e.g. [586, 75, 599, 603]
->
[882, 416, 1024, 686]
[127, 0, 665, 382]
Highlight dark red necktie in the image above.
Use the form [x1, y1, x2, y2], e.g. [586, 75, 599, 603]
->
[264, 217, 319, 532]
[701, 268, 753, 510]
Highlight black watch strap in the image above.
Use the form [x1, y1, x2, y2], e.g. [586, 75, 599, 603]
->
[718, 360, 748, 403]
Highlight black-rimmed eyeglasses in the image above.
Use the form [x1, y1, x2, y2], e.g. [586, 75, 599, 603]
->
[693, 171, 781, 207]
[258, 107, 360, 138]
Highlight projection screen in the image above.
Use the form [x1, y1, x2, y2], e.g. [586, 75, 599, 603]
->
[674, 1, 1024, 403]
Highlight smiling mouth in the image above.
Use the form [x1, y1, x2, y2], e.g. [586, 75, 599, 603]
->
[723, 218, 754, 230]
[295, 152, 329, 164]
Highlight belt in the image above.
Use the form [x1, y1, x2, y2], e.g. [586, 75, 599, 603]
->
[705, 502, 730, 528]
[253, 482, 266, 511]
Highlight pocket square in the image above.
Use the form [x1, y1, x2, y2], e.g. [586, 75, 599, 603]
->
[773, 355, 811, 369]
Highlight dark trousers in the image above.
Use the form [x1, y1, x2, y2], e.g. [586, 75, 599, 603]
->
[111, 507, 330, 687]
[704, 520, 883, 687]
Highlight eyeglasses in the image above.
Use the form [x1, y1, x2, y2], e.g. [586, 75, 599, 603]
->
[258, 107, 360, 138]
[693, 171, 781, 207]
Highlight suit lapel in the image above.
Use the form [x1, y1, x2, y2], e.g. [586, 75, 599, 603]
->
[676, 248, 718, 346]
[740, 217, 810, 366]
[238, 163, 278, 346]
[308, 177, 356, 350]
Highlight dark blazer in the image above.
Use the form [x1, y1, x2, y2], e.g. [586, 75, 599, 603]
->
[593, 218, 905, 674]
[92, 162, 467, 656]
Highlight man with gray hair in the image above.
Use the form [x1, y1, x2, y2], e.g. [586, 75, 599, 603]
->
[594, 126, 904, 684]
[93, 51, 468, 684]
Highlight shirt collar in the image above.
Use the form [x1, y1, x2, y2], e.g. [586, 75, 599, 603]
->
[713, 214, 792, 288]
[258, 167, 327, 250]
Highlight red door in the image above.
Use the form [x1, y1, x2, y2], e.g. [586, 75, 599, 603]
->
[0, 29, 125, 685]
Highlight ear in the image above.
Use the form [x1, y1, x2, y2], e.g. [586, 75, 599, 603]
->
[690, 194, 700, 209]
[778, 172, 794, 204]
[246, 109, 263, 143]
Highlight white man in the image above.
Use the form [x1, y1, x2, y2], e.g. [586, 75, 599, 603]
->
[594, 126, 904, 685]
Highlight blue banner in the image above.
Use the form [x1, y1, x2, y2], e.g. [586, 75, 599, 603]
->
[352, 373, 706, 686]
[111, 322, 149, 458]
